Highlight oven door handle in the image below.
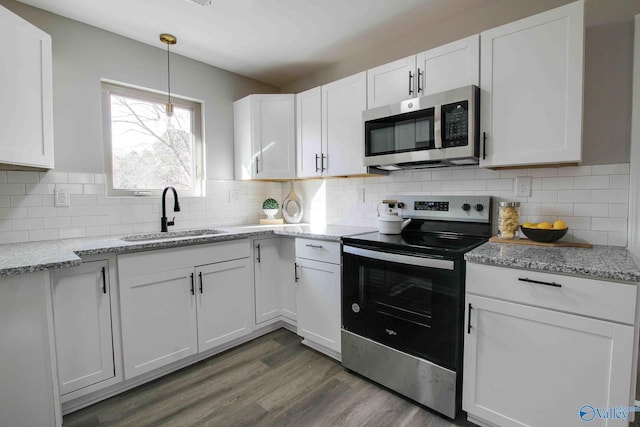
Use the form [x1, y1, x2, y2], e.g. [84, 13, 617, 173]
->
[343, 246, 454, 270]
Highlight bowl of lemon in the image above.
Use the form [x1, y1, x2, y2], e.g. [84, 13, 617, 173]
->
[520, 220, 568, 243]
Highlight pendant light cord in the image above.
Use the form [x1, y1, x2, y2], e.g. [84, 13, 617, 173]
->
[167, 43, 171, 105]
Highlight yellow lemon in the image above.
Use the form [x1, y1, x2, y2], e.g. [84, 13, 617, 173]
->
[553, 220, 568, 230]
[537, 222, 553, 229]
[522, 222, 535, 228]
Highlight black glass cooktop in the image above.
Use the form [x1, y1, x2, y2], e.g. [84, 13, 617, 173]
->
[343, 219, 491, 259]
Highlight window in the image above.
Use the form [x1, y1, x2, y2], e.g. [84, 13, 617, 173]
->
[102, 82, 204, 196]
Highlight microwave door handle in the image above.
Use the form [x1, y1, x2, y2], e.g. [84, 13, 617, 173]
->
[434, 105, 442, 149]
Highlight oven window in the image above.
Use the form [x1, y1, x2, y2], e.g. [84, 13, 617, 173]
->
[365, 108, 435, 156]
[342, 251, 464, 370]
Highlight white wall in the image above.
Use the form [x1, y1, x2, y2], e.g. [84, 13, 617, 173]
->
[0, 0, 278, 179]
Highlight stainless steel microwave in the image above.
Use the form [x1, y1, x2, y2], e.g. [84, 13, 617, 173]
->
[363, 85, 479, 170]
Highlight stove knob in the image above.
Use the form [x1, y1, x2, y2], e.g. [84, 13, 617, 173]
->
[475, 204, 484, 212]
[462, 203, 471, 211]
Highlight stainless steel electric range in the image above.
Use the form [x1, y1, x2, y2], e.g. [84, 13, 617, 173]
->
[341, 195, 492, 419]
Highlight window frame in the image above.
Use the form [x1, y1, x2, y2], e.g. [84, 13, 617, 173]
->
[101, 81, 205, 197]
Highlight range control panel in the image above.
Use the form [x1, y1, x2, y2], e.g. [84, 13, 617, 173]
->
[389, 195, 492, 224]
[415, 201, 449, 211]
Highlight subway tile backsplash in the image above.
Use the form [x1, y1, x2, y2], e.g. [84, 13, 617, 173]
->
[0, 171, 283, 244]
[0, 163, 632, 247]
[293, 163, 631, 247]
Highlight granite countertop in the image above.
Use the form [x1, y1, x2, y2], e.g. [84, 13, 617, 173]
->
[465, 242, 640, 283]
[0, 224, 376, 277]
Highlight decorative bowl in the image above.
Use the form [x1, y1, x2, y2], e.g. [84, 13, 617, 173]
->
[520, 226, 568, 243]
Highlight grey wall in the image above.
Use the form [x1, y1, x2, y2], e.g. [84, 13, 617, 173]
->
[0, 0, 278, 180]
[281, 0, 640, 166]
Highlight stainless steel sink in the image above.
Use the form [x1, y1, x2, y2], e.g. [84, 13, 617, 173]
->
[121, 228, 228, 242]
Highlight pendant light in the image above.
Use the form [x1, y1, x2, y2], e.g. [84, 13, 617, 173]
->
[160, 33, 177, 117]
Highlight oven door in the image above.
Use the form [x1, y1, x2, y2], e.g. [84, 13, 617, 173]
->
[342, 245, 464, 371]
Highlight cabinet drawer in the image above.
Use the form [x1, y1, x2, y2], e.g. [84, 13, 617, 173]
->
[119, 239, 250, 278]
[295, 238, 340, 264]
[466, 263, 637, 325]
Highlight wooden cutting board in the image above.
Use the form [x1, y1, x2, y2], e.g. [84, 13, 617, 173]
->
[489, 236, 593, 248]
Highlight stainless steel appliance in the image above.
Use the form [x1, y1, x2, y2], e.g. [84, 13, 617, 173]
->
[341, 195, 492, 419]
[363, 86, 479, 170]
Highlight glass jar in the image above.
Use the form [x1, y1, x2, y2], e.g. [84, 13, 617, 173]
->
[498, 201, 520, 239]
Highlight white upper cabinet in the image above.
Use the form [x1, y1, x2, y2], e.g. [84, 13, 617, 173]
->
[234, 94, 296, 180]
[367, 56, 417, 109]
[416, 35, 479, 96]
[0, 4, 54, 169]
[322, 71, 368, 176]
[367, 35, 479, 109]
[479, 0, 584, 168]
[296, 87, 323, 178]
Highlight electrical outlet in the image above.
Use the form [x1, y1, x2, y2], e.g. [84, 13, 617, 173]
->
[229, 189, 241, 203]
[515, 176, 532, 197]
[54, 186, 70, 207]
[357, 187, 365, 203]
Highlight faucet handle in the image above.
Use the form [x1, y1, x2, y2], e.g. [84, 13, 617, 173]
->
[168, 217, 175, 227]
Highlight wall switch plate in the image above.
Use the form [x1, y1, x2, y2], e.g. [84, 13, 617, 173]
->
[357, 188, 365, 203]
[229, 189, 241, 203]
[515, 176, 532, 197]
[54, 186, 70, 207]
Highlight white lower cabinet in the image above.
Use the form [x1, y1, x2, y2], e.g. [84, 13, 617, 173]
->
[463, 263, 637, 427]
[118, 241, 252, 379]
[279, 238, 297, 321]
[196, 258, 252, 352]
[295, 239, 341, 359]
[254, 237, 297, 325]
[120, 267, 198, 378]
[51, 260, 116, 397]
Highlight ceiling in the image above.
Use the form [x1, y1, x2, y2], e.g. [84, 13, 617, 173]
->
[15, 0, 500, 88]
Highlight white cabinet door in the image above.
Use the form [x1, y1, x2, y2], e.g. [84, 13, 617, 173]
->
[322, 71, 368, 176]
[254, 238, 281, 324]
[416, 34, 479, 96]
[367, 56, 416, 109]
[463, 294, 634, 427]
[120, 267, 198, 379]
[296, 257, 341, 354]
[51, 260, 114, 395]
[296, 87, 323, 178]
[479, 1, 584, 168]
[196, 258, 252, 352]
[279, 238, 297, 321]
[253, 95, 296, 179]
[0, 5, 54, 169]
[233, 94, 295, 180]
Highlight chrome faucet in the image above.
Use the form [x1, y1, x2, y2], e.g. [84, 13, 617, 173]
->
[161, 186, 181, 232]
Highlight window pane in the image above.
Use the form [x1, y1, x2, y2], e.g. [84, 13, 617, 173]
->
[110, 94, 194, 191]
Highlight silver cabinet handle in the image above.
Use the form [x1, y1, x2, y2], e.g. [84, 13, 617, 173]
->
[305, 244, 323, 249]
[255, 157, 259, 175]
[321, 154, 326, 172]
[294, 263, 299, 283]
[417, 68, 423, 94]
[256, 243, 261, 263]
[315, 154, 320, 172]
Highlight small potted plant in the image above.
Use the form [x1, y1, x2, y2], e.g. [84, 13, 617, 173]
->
[262, 198, 279, 220]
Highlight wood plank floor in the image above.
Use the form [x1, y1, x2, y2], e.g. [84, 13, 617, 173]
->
[63, 329, 473, 427]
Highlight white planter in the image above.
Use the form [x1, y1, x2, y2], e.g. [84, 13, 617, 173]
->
[263, 208, 278, 220]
